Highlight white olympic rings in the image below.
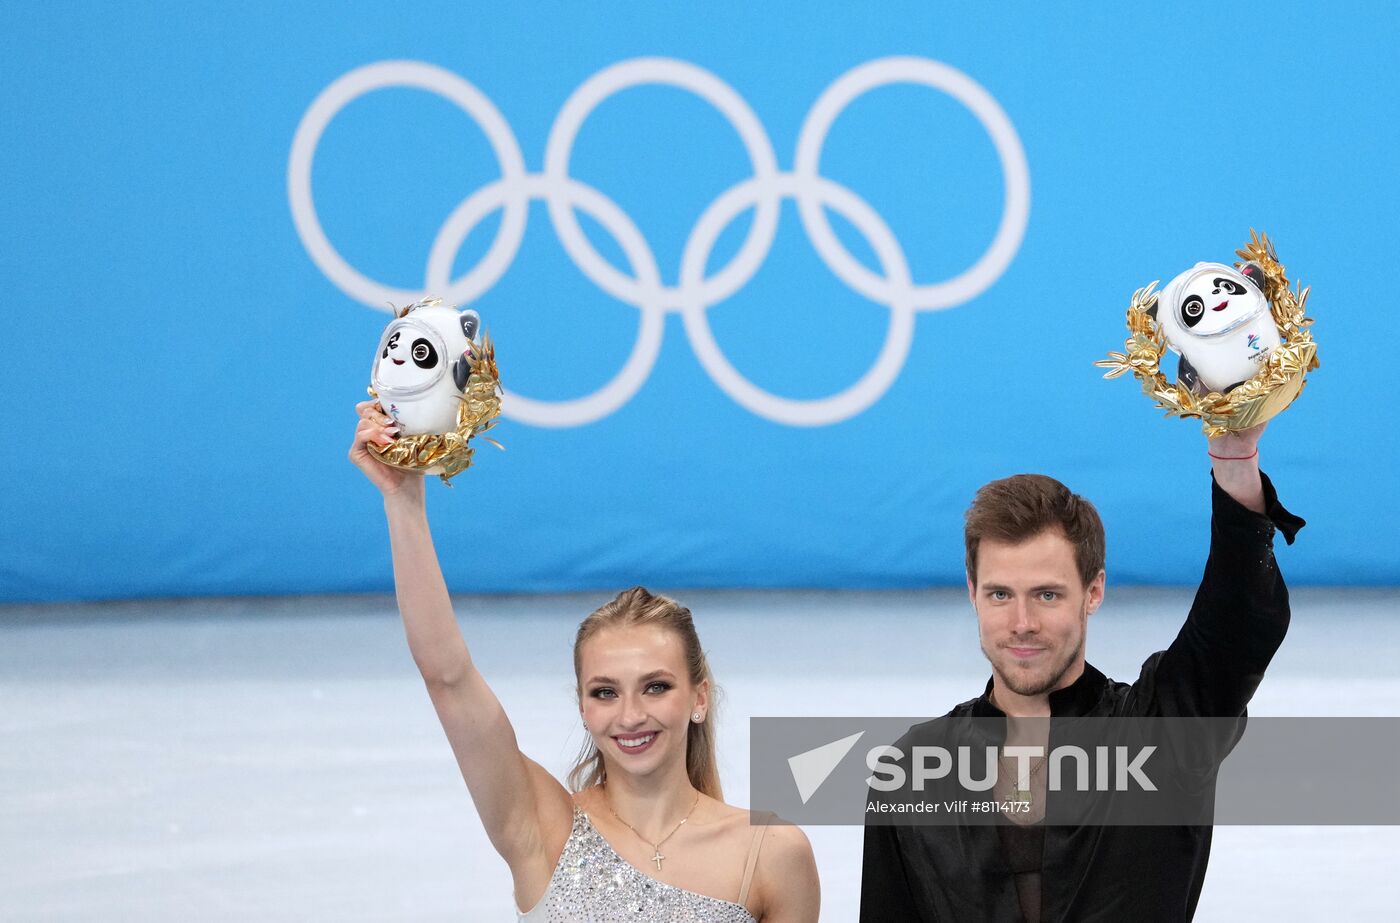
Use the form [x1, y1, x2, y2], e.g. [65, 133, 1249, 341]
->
[288, 56, 1030, 427]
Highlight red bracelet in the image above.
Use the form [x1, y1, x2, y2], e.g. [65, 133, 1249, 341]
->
[1208, 448, 1259, 461]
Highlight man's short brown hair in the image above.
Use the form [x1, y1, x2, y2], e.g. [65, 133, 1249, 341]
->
[964, 474, 1105, 587]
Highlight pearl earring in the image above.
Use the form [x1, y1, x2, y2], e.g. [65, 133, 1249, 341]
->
[692, 712, 702, 722]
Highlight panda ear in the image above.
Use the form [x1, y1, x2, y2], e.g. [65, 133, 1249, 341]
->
[452, 355, 470, 391]
[1239, 262, 1267, 293]
[1144, 294, 1159, 322]
[459, 309, 481, 342]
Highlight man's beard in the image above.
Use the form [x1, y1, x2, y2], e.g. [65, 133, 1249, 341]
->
[992, 637, 1083, 697]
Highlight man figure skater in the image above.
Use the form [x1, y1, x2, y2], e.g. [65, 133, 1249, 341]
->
[860, 424, 1303, 922]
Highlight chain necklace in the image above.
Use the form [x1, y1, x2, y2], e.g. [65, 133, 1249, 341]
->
[603, 785, 701, 871]
[999, 754, 1047, 807]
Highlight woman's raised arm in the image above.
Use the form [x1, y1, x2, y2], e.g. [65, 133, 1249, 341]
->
[350, 402, 573, 894]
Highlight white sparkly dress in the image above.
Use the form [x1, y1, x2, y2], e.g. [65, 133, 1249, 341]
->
[518, 807, 767, 922]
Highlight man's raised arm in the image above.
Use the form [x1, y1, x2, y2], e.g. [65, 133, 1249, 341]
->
[1131, 423, 1306, 718]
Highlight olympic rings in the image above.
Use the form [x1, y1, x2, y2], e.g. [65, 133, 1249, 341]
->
[288, 56, 1030, 427]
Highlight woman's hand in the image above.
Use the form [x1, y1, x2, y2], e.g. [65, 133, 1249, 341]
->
[349, 400, 421, 503]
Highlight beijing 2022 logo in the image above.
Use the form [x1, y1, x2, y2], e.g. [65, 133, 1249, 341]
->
[288, 57, 1030, 427]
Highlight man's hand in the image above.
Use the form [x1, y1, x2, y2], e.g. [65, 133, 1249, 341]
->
[1208, 422, 1267, 514]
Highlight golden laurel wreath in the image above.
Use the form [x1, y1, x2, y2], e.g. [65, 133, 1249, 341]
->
[1095, 229, 1319, 436]
[367, 309, 503, 485]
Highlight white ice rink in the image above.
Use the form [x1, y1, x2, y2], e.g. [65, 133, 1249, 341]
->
[3, 588, 1398, 921]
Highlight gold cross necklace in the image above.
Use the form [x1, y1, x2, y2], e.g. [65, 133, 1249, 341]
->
[604, 785, 701, 871]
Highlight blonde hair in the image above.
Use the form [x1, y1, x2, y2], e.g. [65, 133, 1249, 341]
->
[567, 586, 722, 800]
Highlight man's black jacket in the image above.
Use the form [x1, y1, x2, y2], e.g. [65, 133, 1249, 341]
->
[859, 473, 1304, 923]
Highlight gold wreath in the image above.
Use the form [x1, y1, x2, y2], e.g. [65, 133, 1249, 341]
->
[367, 331, 503, 485]
[1095, 229, 1319, 436]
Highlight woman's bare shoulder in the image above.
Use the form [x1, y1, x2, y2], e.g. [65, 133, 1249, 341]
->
[755, 817, 815, 864]
[751, 817, 819, 921]
[699, 802, 819, 918]
[703, 800, 811, 853]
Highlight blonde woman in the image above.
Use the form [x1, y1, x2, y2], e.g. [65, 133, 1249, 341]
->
[351, 401, 820, 922]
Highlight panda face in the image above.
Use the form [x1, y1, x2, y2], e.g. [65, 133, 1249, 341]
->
[374, 320, 446, 392]
[1176, 267, 1266, 336]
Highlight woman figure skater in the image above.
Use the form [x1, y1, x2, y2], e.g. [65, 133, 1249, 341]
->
[351, 401, 821, 922]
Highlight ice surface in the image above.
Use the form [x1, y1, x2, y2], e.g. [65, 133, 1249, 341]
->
[2, 588, 1396, 921]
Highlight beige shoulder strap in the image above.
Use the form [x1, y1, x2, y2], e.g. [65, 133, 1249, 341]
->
[737, 811, 774, 908]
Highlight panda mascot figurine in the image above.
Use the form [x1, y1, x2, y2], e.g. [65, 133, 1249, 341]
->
[1154, 261, 1281, 394]
[370, 298, 482, 435]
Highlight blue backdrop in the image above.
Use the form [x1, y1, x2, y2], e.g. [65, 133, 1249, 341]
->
[3, 2, 1394, 602]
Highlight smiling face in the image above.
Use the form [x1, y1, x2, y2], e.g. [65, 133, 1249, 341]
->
[374, 321, 443, 390]
[1176, 267, 1267, 336]
[969, 528, 1104, 712]
[578, 624, 706, 782]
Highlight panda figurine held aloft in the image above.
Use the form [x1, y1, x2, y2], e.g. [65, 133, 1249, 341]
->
[1155, 261, 1281, 393]
[370, 298, 481, 435]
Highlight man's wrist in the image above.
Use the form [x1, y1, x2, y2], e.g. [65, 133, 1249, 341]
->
[1208, 448, 1259, 462]
[1209, 452, 1266, 515]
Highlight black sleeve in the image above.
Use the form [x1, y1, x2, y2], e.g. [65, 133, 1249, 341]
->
[861, 822, 926, 922]
[1131, 470, 1303, 718]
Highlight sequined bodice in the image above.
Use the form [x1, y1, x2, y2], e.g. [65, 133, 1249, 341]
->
[518, 807, 758, 922]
